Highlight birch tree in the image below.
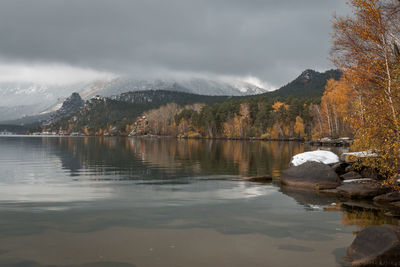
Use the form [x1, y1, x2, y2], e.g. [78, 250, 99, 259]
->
[332, 0, 400, 179]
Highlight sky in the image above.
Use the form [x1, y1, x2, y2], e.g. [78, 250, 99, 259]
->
[0, 0, 349, 89]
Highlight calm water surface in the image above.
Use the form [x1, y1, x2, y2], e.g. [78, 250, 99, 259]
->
[0, 136, 397, 267]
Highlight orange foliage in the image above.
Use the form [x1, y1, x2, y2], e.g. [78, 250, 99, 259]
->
[83, 127, 90, 135]
[67, 123, 74, 134]
[332, 0, 400, 179]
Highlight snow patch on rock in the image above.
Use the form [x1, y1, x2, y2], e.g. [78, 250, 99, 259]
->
[341, 151, 377, 158]
[343, 178, 373, 183]
[290, 150, 339, 167]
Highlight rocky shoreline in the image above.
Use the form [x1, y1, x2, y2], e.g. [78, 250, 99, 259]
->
[278, 150, 400, 266]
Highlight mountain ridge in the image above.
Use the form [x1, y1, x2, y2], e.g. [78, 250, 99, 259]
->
[264, 69, 341, 98]
[0, 68, 341, 128]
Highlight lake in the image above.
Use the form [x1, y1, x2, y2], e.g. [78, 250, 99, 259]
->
[0, 136, 397, 267]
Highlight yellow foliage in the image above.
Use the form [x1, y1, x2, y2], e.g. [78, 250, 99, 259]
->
[270, 123, 283, 139]
[294, 116, 305, 138]
[332, 0, 400, 180]
[95, 128, 104, 136]
[260, 133, 270, 140]
[186, 131, 202, 139]
[272, 101, 289, 112]
[125, 124, 134, 133]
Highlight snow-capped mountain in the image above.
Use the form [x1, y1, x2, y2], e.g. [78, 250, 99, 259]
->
[0, 75, 270, 122]
[79, 76, 269, 99]
[0, 82, 91, 121]
[0, 69, 342, 124]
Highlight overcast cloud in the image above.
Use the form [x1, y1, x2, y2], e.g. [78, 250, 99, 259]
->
[0, 0, 349, 88]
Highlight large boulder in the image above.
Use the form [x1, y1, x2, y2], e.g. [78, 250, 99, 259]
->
[337, 181, 389, 199]
[281, 161, 341, 190]
[289, 150, 339, 167]
[347, 225, 400, 266]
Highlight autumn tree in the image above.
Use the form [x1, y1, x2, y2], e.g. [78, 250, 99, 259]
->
[332, 0, 400, 179]
[294, 116, 305, 138]
[319, 77, 356, 138]
[310, 104, 324, 139]
[145, 103, 181, 135]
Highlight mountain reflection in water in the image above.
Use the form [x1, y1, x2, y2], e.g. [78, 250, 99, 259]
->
[0, 136, 396, 267]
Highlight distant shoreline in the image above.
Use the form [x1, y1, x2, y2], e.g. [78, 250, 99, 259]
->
[0, 134, 352, 147]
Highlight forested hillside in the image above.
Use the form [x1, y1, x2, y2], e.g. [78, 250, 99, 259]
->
[44, 69, 343, 139]
[321, 0, 400, 180]
[47, 92, 232, 135]
[264, 69, 341, 98]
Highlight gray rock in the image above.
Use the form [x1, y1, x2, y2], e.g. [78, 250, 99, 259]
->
[341, 171, 363, 180]
[360, 167, 380, 180]
[332, 162, 348, 176]
[347, 225, 400, 266]
[337, 181, 390, 199]
[280, 162, 341, 190]
[345, 165, 356, 173]
[390, 201, 400, 210]
[373, 192, 400, 203]
[319, 188, 339, 195]
[341, 201, 383, 212]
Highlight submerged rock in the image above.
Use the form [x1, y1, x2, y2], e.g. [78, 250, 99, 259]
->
[337, 181, 389, 199]
[347, 225, 400, 266]
[281, 162, 341, 190]
[280, 185, 338, 207]
[289, 150, 339, 167]
[241, 175, 272, 183]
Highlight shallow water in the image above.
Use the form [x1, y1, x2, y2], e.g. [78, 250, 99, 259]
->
[0, 136, 396, 267]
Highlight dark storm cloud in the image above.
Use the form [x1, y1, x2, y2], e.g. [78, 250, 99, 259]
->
[0, 0, 348, 86]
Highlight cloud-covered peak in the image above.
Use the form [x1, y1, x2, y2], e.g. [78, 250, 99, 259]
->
[0, 0, 349, 86]
[0, 62, 115, 86]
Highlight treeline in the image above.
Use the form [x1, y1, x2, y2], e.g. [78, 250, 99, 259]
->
[46, 91, 230, 135]
[172, 98, 313, 139]
[136, 96, 350, 140]
[48, 97, 147, 135]
[322, 0, 400, 180]
[47, 93, 353, 140]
